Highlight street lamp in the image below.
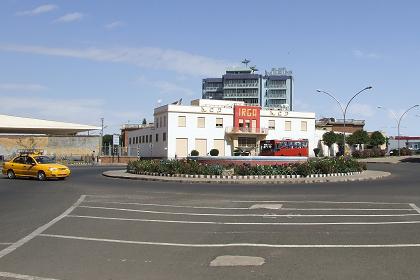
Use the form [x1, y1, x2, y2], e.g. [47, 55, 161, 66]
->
[378, 105, 419, 156]
[316, 86, 373, 155]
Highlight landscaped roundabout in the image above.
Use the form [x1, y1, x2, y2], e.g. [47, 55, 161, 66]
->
[127, 157, 366, 178]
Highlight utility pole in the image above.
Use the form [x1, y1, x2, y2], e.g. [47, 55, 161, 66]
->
[100, 118, 104, 156]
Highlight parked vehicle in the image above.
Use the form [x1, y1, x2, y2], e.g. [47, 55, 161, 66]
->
[260, 139, 309, 157]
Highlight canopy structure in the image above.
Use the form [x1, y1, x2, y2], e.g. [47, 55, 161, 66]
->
[0, 114, 101, 135]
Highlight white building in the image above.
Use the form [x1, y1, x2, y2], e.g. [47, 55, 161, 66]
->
[127, 99, 316, 158]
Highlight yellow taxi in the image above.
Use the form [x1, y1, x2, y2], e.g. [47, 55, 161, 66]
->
[2, 151, 71, 180]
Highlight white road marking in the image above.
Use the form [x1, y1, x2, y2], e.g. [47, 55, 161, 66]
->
[39, 233, 420, 248]
[232, 200, 410, 205]
[67, 214, 420, 225]
[409, 203, 420, 214]
[83, 200, 250, 210]
[210, 255, 265, 267]
[82, 201, 414, 211]
[249, 204, 283, 210]
[0, 271, 61, 280]
[78, 205, 420, 217]
[0, 195, 86, 259]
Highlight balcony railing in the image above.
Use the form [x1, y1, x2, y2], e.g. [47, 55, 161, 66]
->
[265, 93, 287, 99]
[225, 127, 269, 135]
[224, 83, 259, 88]
[204, 87, 222, 92]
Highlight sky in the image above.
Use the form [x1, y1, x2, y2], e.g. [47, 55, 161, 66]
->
[1, 0, 420, 136]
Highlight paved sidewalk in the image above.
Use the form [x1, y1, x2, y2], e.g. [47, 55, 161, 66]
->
[103, 170, 391, 184]
[358, 155, 420, 164]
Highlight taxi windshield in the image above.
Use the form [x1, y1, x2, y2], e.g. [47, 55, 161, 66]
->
[34, 156, 55, 164]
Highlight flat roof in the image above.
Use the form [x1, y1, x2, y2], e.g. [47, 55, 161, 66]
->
[0, 114, 101, 135]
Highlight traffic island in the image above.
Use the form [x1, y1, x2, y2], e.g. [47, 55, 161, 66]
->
[102, 169, 390, 184]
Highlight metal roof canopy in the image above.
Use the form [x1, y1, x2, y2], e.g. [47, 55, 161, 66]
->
[0, 114, 101, 135]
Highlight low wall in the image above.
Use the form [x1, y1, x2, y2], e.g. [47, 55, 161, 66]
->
[100, 156, 137, 164]
[0, 135, 100, 159]
[188, 156, 308, 166]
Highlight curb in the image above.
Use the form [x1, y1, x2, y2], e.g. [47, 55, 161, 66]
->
[102, 170, 391, 184]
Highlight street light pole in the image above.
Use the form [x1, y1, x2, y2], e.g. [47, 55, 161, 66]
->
[378, 105, 419, 156]
[316, 86, 372, 156]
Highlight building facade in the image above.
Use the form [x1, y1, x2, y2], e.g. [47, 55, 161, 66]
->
[202, 67, 293, 110]
[316, 118, 365, 134]
[388, 136, 420, 151]
[126, 99, 316, 159]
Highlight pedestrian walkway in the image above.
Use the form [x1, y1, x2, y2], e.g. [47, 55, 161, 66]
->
[358, 155, 420, 164]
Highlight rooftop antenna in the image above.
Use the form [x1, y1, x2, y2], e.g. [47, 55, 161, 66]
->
[250, 65, 258, 73]
[241, 58, 250, 68]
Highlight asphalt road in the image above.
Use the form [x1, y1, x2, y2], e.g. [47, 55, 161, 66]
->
[0, 163, 420, 280]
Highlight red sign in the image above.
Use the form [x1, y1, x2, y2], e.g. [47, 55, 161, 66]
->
[233, 105, 260, 128]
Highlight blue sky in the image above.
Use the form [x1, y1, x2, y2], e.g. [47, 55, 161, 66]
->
[1, 0, 420, 136]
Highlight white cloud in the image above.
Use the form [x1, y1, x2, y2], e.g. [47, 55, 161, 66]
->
[54, 12, 84, 23]
[352, 49, 381, 59]
[0, 44, 230, 77]
[105, 21, 125, 29]
[347, 103, 375, 118]
[16, 4, 58, 16]
[0, 96, 104, 126]
[137, 76, 195, 96]
[0, 83, 47, 92]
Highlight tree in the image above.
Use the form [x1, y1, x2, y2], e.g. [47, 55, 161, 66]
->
[351, 129, 370, 150]
[102, 134, 113, 146]
[370, 131, 386, 148]
[322, 131, 337, 148]
[322, 131, 337, 156]
[142, 118, 147, 125]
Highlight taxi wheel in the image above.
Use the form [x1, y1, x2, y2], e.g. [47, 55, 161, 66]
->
[7, 170, 15, 179]
[37, 171, 46, 181]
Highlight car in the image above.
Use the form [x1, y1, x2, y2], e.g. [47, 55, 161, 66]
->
[2, 151, 71, 181]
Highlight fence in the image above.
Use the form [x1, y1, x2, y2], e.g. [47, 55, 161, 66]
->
[101, 145, 139, 158]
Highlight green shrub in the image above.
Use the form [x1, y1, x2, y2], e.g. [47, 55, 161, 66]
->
[210, 149, 219, 156]
[190, 150, 199, 156]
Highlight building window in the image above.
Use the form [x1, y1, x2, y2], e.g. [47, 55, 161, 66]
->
[142, 135, 145, 143]
[178, 116, 186, 127]
[197, 117, 205, 128]
[136, 137, 139, 144]
[159, 117, 163, 128]
[238, 119, 244, 128]
[129, 138, 132, 145]
[301, 121, 307, 131]
[245, 120, 251, 128]
[163, 132, 167, 142]
[150, 134, 152, 143]
[216, 118, 223, 128]
[164, 116, 167, 127]
[139, 136, 142, 144]
[285, 121, 292, 131]
[145, 135, 148, 143]
[268, 120, 275, 130]
[156, 133, 159, 142]
[155, 118, 159, 128]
